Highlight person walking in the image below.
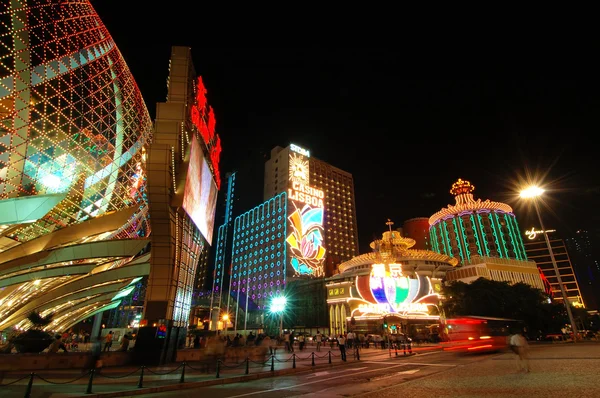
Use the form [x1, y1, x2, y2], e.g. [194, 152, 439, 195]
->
[510, 331, 530, 373]
[103, 331, 113, 352]
[338, 334, 347, 361]
[315, 331, 322, 352]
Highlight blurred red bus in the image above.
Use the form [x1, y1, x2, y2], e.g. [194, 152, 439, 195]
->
[440, 316, 524, 353]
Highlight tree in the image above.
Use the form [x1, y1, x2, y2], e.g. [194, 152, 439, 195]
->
[442, 278, 568, 336]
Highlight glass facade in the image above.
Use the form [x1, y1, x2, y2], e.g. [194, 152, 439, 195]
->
[0, 1, 152, 331]
[230, 192, 288, 312]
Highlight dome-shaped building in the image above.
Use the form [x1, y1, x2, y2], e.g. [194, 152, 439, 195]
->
[428, 179, 528, 264]
[0, 1, 152, 332]
[326, 227, 457, 338]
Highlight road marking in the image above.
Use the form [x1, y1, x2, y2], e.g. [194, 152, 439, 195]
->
[398, 369, 420, 374]
[226, 363, 411, 398]
[306, 367, 367, 379]
[368, 369, 421, 381]
[401, 362, 456, 367]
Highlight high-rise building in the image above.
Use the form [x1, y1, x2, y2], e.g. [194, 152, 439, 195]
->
[229, 192, 288, 329]
[208, 171, 237, 328]
[264, 144, 359, 267]
[523, 228, 585, 307]
[0, 1, 152, 332]
[429, 179, 528, 264]
[403, 218, 431, 250]
[142, 45, 222, 360]
[565, 229, 600, 309]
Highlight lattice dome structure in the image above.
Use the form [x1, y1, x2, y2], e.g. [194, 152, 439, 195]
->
[0, 1, 152, 332]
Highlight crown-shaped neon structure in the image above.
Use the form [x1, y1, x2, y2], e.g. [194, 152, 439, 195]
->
[450, 178, 475, 196]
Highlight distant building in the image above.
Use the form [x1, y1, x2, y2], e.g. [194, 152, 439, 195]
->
[429, 179, 528, 264]
[524, 229, 585, 307]
[565, 229, 600, 309]
[403, 218, 431, 250]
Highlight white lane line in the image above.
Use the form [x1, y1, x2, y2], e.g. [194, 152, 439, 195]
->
[400, 362, 456, 367]
[306, 367, 367, 379]
[225, 363, 413, 398]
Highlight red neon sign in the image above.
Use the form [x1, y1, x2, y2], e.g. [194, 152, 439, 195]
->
[190, 76, 221, 189]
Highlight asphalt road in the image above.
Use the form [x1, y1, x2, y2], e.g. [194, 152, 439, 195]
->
[140, 343, 600, 398]
[140, 348, 502, 398]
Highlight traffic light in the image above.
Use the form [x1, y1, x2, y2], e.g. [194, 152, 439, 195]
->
[383, 316, 388, 329]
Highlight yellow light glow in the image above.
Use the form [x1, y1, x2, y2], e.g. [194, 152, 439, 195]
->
[519, 186, 545, 199]
[33, 279, 41, 285]
[222, 314, 229, 321]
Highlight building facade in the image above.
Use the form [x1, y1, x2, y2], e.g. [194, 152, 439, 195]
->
[444, 255, 546, 292]
[145, 46, 221, 333]
[565, 229, 600, 310]
[264, 144, 359, 268]
[403, 218, 431, 250]
[326, 228, 458, 338]
[229, 192, 288, 329]
[524, 228, 585, 307]
[429, 179, 528, 264]
[0, 1, 152, 333]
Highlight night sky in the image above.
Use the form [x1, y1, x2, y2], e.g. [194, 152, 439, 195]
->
[91, 2, 599, 253]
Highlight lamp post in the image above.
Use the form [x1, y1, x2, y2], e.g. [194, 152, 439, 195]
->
[269, 296, 287, 337]
[520, 186, 578, 342]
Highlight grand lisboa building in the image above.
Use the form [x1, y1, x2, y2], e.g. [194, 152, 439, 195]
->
[0, 2, 152, 332]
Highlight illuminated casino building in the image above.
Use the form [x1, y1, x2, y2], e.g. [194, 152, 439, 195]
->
[326, 226, 458, 337]
[229, 192, 288, 328]
[429, 179, 528, 264]
[144, 46, 221, 336]
[264, 144, 359, 268]
[0, 2, 152, 332]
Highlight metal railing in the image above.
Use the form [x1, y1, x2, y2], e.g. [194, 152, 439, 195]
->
[0, 349, 353, 397]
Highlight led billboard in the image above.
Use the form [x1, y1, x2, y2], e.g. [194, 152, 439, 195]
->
[286, 146, 326, 277]
[182, 134, 218, 244]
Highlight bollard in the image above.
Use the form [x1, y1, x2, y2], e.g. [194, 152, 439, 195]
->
[403, 343, 406, 356]
[408, 342, 412, 354]
[245, 357, 249, 375]
[24, 372, 34, 398]
[180, 362, 186, 383]
[293, 354, 296, 369]
[328, 350, 332, 364]
[395, 344, 398, 357]
[86, 369, 95, 394]
[270, 355, 275, 372]
[311, 351, 315, 366]
[356, 346, 360, 361]
[137, 366, 145, 388]
[216, 360, 221, 378]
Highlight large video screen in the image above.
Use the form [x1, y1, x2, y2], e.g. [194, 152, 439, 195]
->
[182, 134, 218, 244]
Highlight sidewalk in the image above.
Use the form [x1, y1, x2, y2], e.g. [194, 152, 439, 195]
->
[0, 345, 432, 398]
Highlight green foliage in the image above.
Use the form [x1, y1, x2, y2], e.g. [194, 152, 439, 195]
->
[442, 278, 570, 335]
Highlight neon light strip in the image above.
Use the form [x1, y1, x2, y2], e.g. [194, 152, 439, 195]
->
[476, 213, 491, 257]
[458, 216, 471, 261]
[492, 212, 509, 258]
[470, 214, 483, 256]
[453, 218, 466, 262]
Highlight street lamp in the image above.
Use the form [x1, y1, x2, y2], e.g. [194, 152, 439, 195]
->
[269, 296, 287, 337]
[519, 185, 578, 342]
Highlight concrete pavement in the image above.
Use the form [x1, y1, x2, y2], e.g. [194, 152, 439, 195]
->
[358, 342, 600, 398]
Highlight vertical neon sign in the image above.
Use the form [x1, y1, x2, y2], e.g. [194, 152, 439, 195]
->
[285, 145, 326, 277]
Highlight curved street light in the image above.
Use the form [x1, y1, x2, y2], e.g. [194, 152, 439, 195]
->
[519, 186, 578, 342]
